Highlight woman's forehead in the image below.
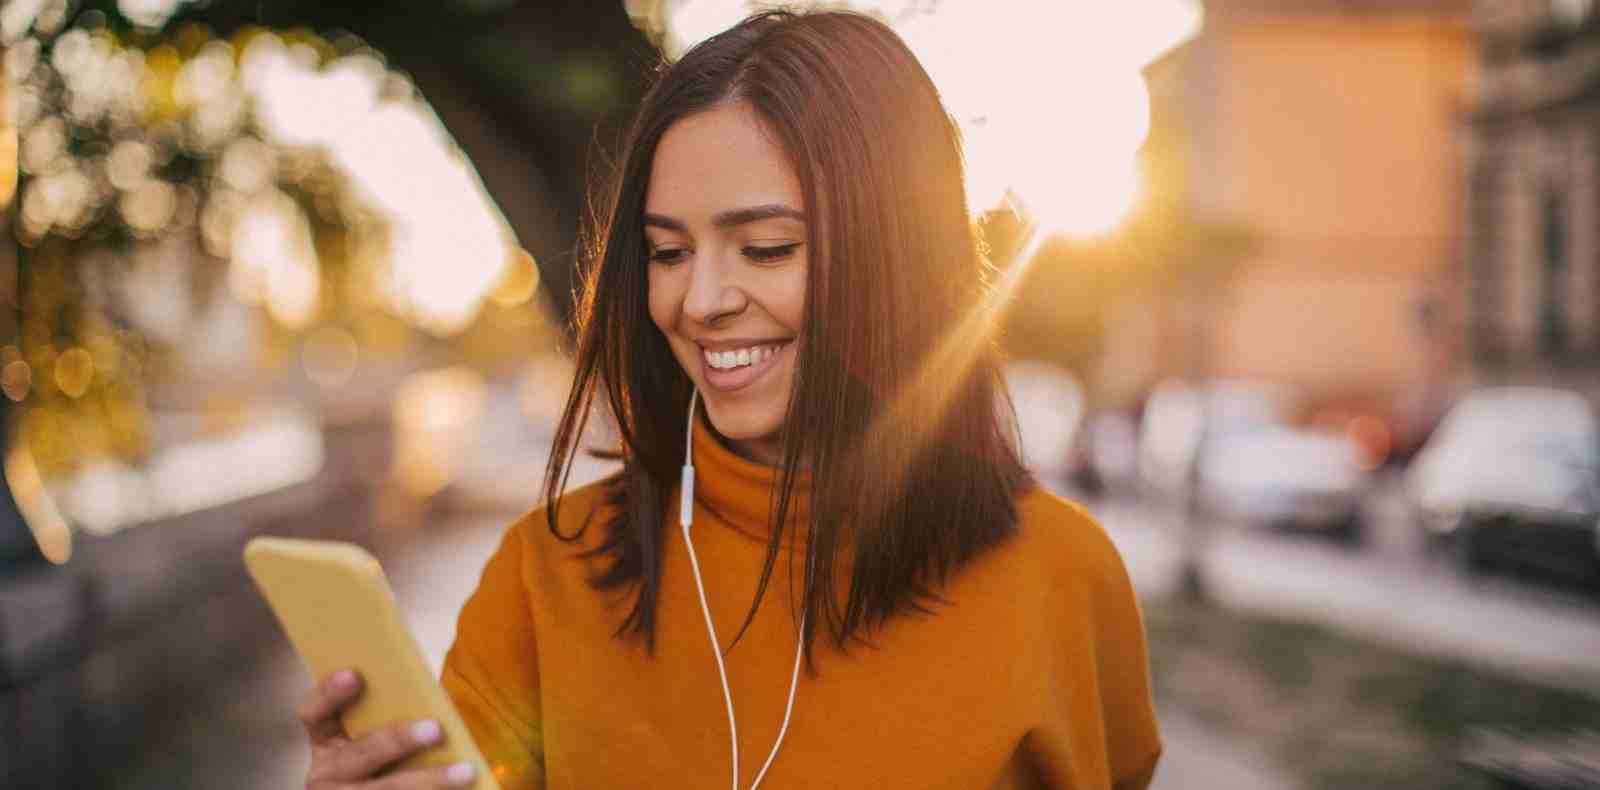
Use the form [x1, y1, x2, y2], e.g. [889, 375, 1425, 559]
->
[645, 102, 803, 223]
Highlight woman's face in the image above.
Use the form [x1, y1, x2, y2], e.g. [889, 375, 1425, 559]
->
[645, 101, 807, 466]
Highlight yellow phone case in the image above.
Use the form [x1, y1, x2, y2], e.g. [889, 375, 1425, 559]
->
[244, 536, 501, 789]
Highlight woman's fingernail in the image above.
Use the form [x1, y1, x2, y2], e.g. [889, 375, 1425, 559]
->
[446, 761, 476, 785]
[412, 719, 442, 744]
[334, 669, 357, 687]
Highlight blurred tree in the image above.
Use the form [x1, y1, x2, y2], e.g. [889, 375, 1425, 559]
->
[3, 0, 637, 483]
[989, 197, 1256, 400]
[147, 0, 656, 319]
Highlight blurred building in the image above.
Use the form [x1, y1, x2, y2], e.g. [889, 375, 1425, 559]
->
[1133, 0, 1475, 454]
[1463, 0, 1600, 398]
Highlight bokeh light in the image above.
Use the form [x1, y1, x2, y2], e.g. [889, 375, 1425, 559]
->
[392, 367, 487, 498]
[120, 179, 177, 235]
[490, 248, 541, 307]
[229, 189, 321, 328]
[2, 359, 33, 401]
[4, 440, 73, 564]
[301, 325, 360, 390]
[53, 347, 94, 398]
[117, 0, 198, 30]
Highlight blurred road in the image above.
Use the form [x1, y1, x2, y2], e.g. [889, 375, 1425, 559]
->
[121, 512, 510, 790]
[1074, 473, 1600, 692]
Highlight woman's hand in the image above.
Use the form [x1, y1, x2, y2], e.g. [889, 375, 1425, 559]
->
[299, 668, 479, 789]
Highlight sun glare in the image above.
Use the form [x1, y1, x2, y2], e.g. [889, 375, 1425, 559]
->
[648, 0, 1200, 239]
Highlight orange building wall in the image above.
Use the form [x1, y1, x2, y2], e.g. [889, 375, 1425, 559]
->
[1192, 13, 1475, 412]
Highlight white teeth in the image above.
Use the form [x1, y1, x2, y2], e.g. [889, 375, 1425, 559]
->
[703, 343, 784, 370]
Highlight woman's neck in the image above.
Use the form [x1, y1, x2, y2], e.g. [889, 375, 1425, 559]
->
[702, 414, 785, 467]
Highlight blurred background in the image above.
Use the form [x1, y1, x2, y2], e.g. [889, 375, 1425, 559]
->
[1, 0, 1598, 788]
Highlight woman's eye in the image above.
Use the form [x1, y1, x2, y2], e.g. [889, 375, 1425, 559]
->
[743, 243, 801, 263]
[648, 247, 689, 265]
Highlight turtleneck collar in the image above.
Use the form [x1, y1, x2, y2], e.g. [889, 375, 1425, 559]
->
[689, 411, 810, 547]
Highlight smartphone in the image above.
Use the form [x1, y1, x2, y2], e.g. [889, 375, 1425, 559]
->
[244, 536, 501, 789]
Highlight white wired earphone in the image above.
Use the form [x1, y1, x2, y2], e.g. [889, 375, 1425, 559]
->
[680, 388, 808, 790]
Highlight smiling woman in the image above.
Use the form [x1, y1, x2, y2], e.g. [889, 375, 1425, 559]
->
[643, 102, 807, 463]
[296, 10, 1162, 790]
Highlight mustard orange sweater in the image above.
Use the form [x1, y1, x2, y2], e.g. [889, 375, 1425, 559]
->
[441, 418, 1161, 789]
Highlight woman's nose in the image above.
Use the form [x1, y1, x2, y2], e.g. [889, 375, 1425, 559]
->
[682, 254, 746, 326]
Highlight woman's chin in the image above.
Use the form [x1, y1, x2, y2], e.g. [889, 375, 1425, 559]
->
[702, 406, 785, 464]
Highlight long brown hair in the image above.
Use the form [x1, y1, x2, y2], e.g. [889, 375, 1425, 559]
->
[544, 9, 1031, 664]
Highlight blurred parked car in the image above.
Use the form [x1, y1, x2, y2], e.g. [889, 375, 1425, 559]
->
[1405, 387, 1600, 584]
[1137, 381, 1207, 498]
[1138, 380, 1282, 498]
[1199, 424, 1369, 543]
[1074, 410, 1140, 498]
[1139, 380, 1370, 542]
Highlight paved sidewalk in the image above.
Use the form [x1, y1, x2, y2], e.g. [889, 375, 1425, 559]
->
[1084, 496, 1600, 692]
[1152, 708, 1293, 790]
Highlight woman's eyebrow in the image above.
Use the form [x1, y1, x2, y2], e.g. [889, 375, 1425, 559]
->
[642, 204, 805, 232]
[643, 213, 686, 231]
[712, 204, 805, 227]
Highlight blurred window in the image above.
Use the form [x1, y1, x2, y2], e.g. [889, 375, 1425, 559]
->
[1468, 154, 1503, 359]
[1539, 188, 1569, 356]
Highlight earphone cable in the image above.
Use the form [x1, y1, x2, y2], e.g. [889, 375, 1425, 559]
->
[681, 389, 807, 790]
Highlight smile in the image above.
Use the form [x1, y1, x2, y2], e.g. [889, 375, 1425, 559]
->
[697, 340, 792, 392]
[702, 342, 787, 370]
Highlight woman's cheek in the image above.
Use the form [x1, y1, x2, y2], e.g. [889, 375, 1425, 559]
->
[646, 268, 678, 335]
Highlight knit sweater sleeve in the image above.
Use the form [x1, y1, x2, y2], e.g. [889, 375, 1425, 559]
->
[441, 516, 545, 790]
[1022, 496, 1163, 790]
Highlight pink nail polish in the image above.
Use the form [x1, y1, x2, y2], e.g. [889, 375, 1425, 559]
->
[446, 761, 476, 785]
[411, 719, 442, 744]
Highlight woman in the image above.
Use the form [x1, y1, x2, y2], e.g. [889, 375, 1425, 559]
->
[298, 10, 1161, 789]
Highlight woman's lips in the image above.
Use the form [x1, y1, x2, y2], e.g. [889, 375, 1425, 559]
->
[699, 341, 791, 393]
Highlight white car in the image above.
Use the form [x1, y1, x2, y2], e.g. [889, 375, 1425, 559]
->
[1137, 380, 1369, 541]
[1407, 387, 1597, 534]
[1198, 425, 1369, 541]
[1405, 387, 1599, 582]
[1137, 380, 1282, 498]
